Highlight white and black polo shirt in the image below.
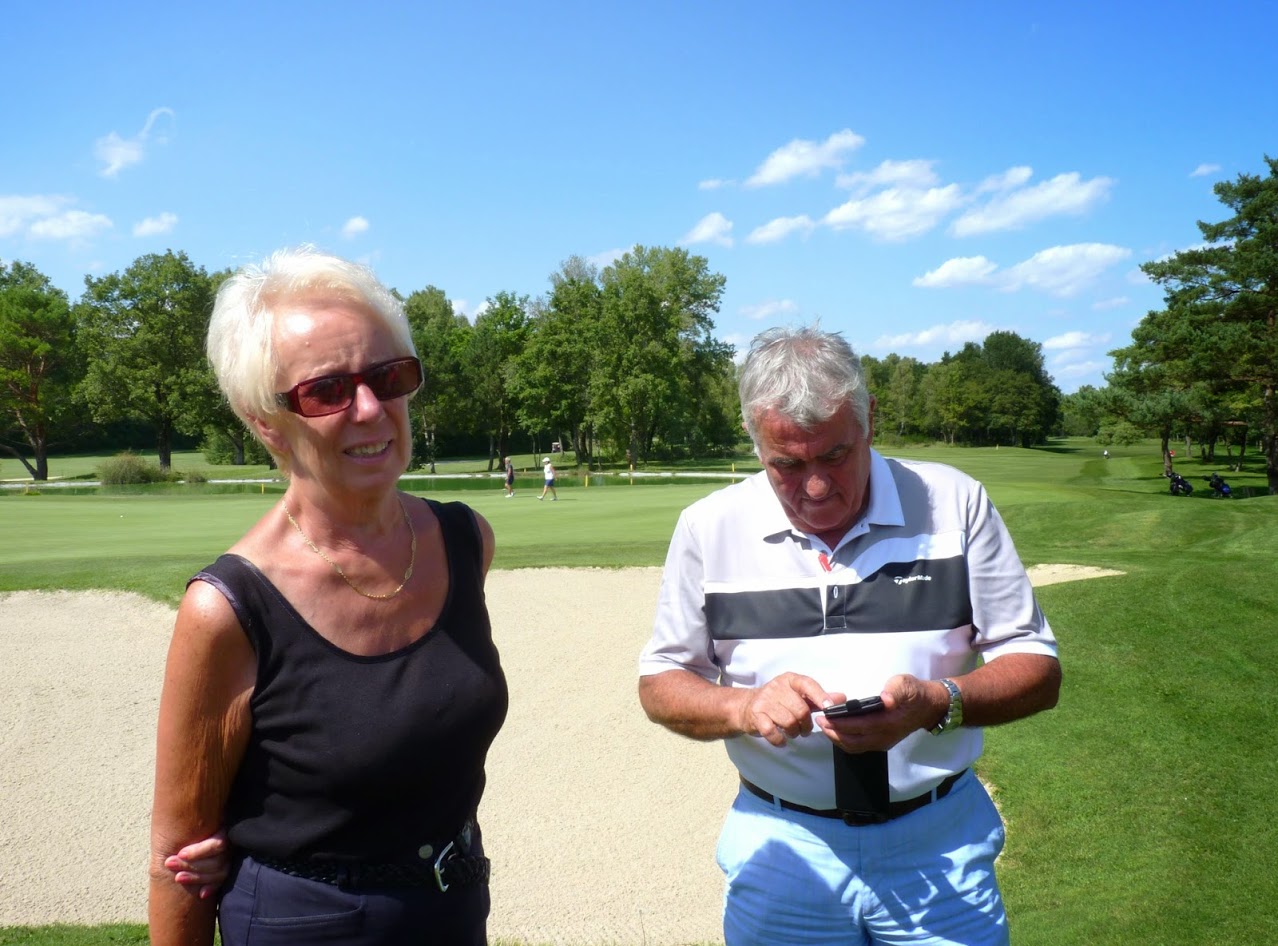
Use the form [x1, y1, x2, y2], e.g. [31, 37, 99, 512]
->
[640, 450, 1057, 809]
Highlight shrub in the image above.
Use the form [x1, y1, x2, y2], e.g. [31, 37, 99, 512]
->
[201, 425, 272, 466]
[1097, 422, 1144, 446]
[97, 451, 166, 485]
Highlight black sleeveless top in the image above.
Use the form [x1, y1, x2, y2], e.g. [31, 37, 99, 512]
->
[191, 498, 508, 862]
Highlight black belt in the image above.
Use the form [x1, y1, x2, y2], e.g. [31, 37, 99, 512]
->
[741, 769, 966, 826]
[257, 825, 489, 892]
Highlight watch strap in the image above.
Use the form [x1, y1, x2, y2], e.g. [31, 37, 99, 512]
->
[929, 677, 963, 735]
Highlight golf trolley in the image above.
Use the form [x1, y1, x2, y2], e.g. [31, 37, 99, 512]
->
[1168, 472, 1194, 496]
[1205, 472, 1232, 498]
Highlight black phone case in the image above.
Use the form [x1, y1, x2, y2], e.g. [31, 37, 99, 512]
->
[824, 695, 884, 718]
[832, 747, 890, 818]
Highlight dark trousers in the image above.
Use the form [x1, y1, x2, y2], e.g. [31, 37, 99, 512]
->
[217, 853, 489, 946]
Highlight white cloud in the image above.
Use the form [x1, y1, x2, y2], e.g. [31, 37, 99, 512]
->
[1054, 358, 1111, 378]
[873, 319, 997, 351]
[1000, 243, 1130, 297]
[745, 129, 865, 188]
[746, 215, 816, 245]
[724, 333, 751, 363]
[1125, 267, 1151, 286]
[454, 298, 492, 319]
[679, 212, 734, 247]
[740, 298, 800, 321]
[915, 243, 1130, 297]
[976, 166, 1033, 193]
[0, 194, 71, 237]
[1091, 296, 1129, 310]
[29, 210, 113, 241]
[823, 185, 964, 241]
[341, 216, 370, 238]
[1043, 330, 1111, 350]
[913, 256, 998, 289]
[132, 212, 178, 237]
[698, 178, 731, 190]
[95, 107, 175, 178]
[836, 159, 938, 193]
[587, 247, 626, 270]
[951, 171, 1114, 236]
[1190, 163, 1222, 178]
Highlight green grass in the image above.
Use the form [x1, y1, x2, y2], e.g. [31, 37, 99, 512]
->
[3, 437, 1276, 944]
[0, 449, 576, 483]
[0, 929, 149, 946]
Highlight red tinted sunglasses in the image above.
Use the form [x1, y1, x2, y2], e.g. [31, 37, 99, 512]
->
[275, 356, 423, 417]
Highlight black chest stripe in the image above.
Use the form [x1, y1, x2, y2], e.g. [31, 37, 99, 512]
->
[705, 556, 972, 640]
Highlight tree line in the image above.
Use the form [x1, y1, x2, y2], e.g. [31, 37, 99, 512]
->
[1, 244, 1070, 482]
[1058, 156, 1278, 494]
[7, 157, 1272, 487]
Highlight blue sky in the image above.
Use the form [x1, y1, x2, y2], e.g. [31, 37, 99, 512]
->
[3, 1, 1275, 393]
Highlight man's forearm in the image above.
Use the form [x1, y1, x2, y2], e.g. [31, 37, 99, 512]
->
[638, 669, 750, 741]
[949, 653, 1061, 728]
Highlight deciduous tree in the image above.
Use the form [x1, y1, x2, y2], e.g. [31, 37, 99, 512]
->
[593, 246, 729, 462]
[404, 286, 471, 471]
[75, 251, 215, 470]
[512, 257, 602, 465]
[0, 261, 79, 479]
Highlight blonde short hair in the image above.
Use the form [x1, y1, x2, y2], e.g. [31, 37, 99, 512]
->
[207, 246, 415, 428]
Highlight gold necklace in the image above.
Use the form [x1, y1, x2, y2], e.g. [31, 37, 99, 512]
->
[283, 495, 416, 601]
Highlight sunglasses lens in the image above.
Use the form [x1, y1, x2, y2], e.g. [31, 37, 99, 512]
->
[368, 359, 422, 400]
[284, 358, 421, 416]
[296, 376, 355, 415]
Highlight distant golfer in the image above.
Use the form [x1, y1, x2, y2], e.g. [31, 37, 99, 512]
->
[539, 457, 558, 501]
[503, 456, 516, 497]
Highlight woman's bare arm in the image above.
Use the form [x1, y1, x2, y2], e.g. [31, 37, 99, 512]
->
[148, 581, 255, 946]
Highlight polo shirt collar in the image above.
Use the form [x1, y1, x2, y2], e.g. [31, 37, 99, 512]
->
[748, 448, 904, 547]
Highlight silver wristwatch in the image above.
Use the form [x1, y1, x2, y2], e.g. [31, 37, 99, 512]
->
[929, 678, 964, 735]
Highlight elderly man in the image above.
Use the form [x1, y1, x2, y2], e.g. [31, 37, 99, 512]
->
[638, 325, 1060, 946]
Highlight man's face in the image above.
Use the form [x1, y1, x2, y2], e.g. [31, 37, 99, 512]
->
[754, 399, 875, 546]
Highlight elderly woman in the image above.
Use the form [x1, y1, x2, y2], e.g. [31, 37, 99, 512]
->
[148, 247, 508, 946]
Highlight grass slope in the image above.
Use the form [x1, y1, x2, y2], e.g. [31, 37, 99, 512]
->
[2, 439, 1275, 944]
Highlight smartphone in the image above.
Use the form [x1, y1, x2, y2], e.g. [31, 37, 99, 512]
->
[822, 695, 884, 718]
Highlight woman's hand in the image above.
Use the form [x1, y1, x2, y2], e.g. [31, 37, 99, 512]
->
[164, 830, 231, 900]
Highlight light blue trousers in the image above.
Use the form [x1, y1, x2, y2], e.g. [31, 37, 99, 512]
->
[717, 770, 1008, 946]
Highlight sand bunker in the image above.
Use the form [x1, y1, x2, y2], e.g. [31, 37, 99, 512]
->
[0, 563, 1120, 942]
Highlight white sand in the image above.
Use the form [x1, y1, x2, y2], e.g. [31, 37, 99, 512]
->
[0, 563, 1120, 943]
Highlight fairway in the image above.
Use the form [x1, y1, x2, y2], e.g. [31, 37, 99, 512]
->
[2, 442, 1277, 944]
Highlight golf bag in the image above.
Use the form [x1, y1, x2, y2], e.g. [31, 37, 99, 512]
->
[1206, 473, 1232, 498]
[1169, 472, 1194, 496]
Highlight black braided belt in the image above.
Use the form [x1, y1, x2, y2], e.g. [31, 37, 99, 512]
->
[257, 826, 490, 892]
[741, 769, 966, 826]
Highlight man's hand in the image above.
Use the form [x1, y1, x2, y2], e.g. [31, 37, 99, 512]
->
[814, 674, 943, 753]
[164, 831, 231, 900]
[737, 672, 835, 746]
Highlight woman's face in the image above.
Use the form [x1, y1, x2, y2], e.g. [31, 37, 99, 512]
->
[266, 304, 414, 498]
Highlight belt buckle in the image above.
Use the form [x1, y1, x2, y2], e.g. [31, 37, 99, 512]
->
[840, 810, 889, 826]
[433, 840, 456, 892]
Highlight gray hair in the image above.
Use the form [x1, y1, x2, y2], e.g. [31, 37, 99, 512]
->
[738, 325, 870, 446]
[207, 246, 415, 429]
